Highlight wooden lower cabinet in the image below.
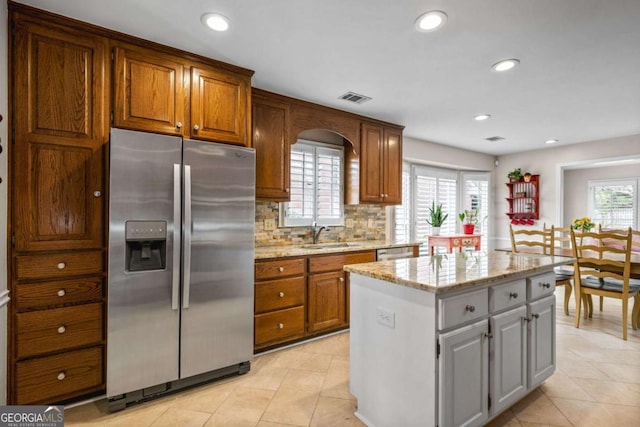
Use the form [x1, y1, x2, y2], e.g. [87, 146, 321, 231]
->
[16, 346, 104, 405]
[254, 250, 376, 352]
[308, 271, 346, 333]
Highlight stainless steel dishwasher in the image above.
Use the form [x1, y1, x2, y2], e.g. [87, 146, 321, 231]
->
[376, 246, 415, 261]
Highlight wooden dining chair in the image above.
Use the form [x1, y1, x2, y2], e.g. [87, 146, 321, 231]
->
[543, 224, 574, 315]
[510, 224, 552, 254]
[571, 227, 640, 340]
[592, 225, 640, 314]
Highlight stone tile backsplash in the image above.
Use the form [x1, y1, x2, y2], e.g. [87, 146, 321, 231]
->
[255, 202, 386, 246]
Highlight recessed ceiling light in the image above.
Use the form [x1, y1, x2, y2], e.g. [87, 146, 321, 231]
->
[474, 114, 491, 121]
[201, 13, 230, 32]
[491, 59, 520, 72]
[545, 139, 558, 144]
[414, 11, 448, 32]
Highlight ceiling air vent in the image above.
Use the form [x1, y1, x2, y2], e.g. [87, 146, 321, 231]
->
[485, 136, 505, 142]
[338, 91, 372, 104]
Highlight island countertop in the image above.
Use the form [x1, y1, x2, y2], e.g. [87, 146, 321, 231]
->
[344, 250, 574, 294]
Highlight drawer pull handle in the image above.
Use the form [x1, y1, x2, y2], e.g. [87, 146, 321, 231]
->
[57, 289, 66, 297]
[541, 282, 551, 289]
[278, 267, 284, 272]
[278, 292, 285, 298]
[57, 372, 66, 381]
[57, 262, 66, 270]
[193, 124, 200, 131]
[57, 326, 66, 334]
[176, 121, 183, 129]
[465, 305, 476, 313]
[277, 323, 284, 329]
[509, 292, 519, 299]
[339, 277, 344, 282]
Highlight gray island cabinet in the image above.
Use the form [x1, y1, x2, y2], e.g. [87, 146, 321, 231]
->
[344, 250, 573, 427]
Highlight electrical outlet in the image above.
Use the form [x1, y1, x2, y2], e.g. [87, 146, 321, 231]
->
[368, 218, 375, 229]
[346, 218, 354, 228]
[264, 218, 276, 231]
[376, 307, 395, 329]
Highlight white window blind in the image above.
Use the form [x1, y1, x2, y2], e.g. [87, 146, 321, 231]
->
[588, 179, 638, 229]
[281, 140, 344, 227]
[393, 165, 491, 255]
[461, 172, 490, 250]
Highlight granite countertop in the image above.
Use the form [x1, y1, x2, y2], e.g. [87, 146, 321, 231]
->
[254, 239, 420, 260]
[344, 250, 575, 294]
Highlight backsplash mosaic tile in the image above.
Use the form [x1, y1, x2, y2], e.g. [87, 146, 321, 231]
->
[255, 202, 386, 246]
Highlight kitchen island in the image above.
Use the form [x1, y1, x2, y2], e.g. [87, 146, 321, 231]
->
[344, 250, 573, 427]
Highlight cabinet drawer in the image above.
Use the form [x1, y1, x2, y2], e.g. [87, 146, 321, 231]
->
[15, 277, 103, 311]
[255, 277, 305, 314]
[16, 251, 103, 280]
[308, 251, 376, 273]
[438, 288, 488, 330]
[255, 306, 305, 347]
[490, 280, 526, 313]
[255, 258, 305, 280]
[16, 346, 103, 405]
[527, 272, 556, 300]
[16, 303, 103, 359]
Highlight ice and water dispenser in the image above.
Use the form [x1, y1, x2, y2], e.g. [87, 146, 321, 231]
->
[125, 221, 167, 272]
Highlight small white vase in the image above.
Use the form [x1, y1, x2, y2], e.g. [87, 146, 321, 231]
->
[432, 227, 441, 236]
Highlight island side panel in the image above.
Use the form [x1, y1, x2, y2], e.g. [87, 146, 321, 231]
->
[350, 273, 437, 427]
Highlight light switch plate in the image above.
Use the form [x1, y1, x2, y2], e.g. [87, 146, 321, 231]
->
[264, 218, 276, 231]
[346, 218, 354, 228]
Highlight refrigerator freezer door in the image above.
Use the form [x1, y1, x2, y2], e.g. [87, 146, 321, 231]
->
[107, 128, 182, 397]
[180, 140, 255, 378]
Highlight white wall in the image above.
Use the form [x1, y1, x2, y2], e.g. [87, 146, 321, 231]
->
[1, 1, 9, 406]
[495, 134, 640, 245]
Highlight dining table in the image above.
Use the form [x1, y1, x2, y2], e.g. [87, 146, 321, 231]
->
[496, 246, 640, 279]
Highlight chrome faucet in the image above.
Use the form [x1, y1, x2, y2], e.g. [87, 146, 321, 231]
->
[311, 221, 329, 244]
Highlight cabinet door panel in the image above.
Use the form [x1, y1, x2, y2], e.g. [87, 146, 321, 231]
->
[490, 305, 527, 415]
[308, 271, 347, 333]
[383, 128, 402, 204]
[528, 295, 556, 387]
[190, 66, 249, 145]
[14, 143, 104, 251]
[253, 96, 290, 200]
[13, 21, 107, 252]
[113, 46, 185, 135]
[359, 123, 383, 203]
[439, 320, 489, 427]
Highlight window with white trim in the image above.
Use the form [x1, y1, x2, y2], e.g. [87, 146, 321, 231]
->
[393, 164, 490, 255]
[588, 179, 638, 229]
[280, 140, 344, 227]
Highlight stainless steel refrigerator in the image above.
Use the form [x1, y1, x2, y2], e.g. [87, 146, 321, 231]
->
[107, 128, 255, 410]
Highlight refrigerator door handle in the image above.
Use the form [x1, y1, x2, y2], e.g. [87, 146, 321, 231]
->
[172, 164, 181, 310]
[182, 164, 192, 309]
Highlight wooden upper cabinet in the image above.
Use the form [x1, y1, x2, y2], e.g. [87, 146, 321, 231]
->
[190, 66, 250, 145]
[359, 122, 403, 205]
[112, 43, 251, 146]
[12, 18, 108, 252]
[252, 92, 291, 201]
[113, 45, 185, 136]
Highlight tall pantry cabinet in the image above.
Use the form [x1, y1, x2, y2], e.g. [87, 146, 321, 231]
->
[9, 10, 109, 404]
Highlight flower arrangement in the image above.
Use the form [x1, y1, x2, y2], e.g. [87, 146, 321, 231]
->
[572, 217, 595, 232]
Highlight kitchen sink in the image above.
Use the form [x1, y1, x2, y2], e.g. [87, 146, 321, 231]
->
[301, 242, 362, 249]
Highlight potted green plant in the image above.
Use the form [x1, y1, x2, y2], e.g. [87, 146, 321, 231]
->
[458, 209, 478, 234]
[507, 168, 522, 182]
[427, 201, 448, 236]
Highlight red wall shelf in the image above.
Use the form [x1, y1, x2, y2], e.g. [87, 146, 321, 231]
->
[506, 174, 539, 224]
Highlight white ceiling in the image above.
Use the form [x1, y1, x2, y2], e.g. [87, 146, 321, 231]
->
[15, 0, 640, 155]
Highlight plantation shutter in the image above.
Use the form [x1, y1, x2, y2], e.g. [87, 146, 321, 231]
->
[393, 166, 412, 243]
[588, 179, 637, 228]
[461, 172, 491, 250]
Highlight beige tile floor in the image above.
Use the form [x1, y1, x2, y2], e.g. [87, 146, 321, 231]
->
[65, 289, 640, 426]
